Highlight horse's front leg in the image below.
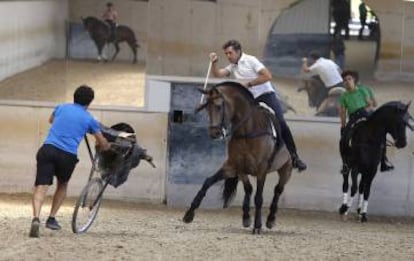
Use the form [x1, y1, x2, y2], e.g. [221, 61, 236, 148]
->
[111, 42, 120, 62]
[182, 169, 224, 223]
[267, 162, 292, 229]
[339, 169, 350, 215]
[96, 42, 107, 62]
[360, 171, 376, 223]
[252, 176, 266, 234]
[239, 176, 253, 228]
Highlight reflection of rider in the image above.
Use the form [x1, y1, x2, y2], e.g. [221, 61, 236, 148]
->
[339, 70, 393, 174]
[209, 39, 307, 172]
[302, 52, 343, 89]
[102, 2, 118, 41]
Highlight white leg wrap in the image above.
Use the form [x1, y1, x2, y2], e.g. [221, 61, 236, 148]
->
[362, 200, 368, 213]
[347, 196, 354, 208]
[342, 193, 348, 204]
[358, 194, 364, 209]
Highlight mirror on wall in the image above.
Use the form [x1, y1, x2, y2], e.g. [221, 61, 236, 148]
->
[0, 0, 147, 108]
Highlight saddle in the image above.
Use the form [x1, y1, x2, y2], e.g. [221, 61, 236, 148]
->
[342, 116, 368, 149]
[328, 86, 346, 96]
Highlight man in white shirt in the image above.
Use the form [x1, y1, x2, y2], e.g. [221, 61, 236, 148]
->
[302, 52, 343, 88]
[209, 39, 307, 172]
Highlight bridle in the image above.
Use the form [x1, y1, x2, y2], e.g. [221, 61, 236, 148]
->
[196, 88, 273, 140]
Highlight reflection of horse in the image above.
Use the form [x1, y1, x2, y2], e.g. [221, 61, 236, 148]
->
[182, 81, 293, 234]
[339, 101, 413, 222]
[82, 16, 139, 63]
[297, 76, 345, 117]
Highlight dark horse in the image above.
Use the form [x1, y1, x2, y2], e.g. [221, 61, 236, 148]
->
[182, 81, 293, 234]
[298, 76, 345, 117]
[339, 101, 413, 222]
[82, 16, 139, 63]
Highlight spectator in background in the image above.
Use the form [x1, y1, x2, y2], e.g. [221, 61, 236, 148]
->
[332, 0, 351, 39]
[358, 0, 368, 40]
[331, 34, 346, 70]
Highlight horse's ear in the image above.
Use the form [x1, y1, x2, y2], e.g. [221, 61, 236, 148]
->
[407, 100, 412, 109]
[198, 87, 208, 95]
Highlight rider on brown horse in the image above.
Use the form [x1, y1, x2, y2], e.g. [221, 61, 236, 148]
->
[102, 2, 118, 41]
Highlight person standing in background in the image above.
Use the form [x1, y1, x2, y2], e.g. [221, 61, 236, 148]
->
[358, 0, 368, 40]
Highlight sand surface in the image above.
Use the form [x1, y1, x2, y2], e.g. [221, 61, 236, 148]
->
[0, 193, 413, 261]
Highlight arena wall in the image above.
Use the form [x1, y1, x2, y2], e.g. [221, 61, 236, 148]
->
[1, 76, 413, 217]
[0, 0, 68, 82]
[0, 101, 167, 204]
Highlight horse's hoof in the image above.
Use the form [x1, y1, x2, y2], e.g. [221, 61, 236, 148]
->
[266, 216, 276, 229]
[182, 210, 194, 223]
[252, 228, 262, 235]
[242, 217, 251, 228]
[266, 220, 275, 229]
[339, 204, 349, 215]
[360, 213, 368, 223]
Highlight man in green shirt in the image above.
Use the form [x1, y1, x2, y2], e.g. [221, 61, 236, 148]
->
[339, 70, 393, 173]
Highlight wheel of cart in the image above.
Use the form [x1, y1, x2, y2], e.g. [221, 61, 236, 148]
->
[71, 123, 155, 234]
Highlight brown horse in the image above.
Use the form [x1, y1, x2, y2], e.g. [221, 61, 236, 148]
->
[82, 16, 139, 63]
[182, 81, 293, 234]
[298, 76, 345, 117]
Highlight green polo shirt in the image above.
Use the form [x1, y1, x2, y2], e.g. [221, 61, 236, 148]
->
[340, 87, 370, 115]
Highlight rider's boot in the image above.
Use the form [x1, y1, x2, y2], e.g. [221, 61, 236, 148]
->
[380, 160, 394, 172]
[292, 154, 307, 172]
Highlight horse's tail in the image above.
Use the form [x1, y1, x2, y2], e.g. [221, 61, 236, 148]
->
[222, 177, 238, 208]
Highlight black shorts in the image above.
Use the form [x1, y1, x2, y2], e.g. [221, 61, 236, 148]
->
[35, 144, 79, 186]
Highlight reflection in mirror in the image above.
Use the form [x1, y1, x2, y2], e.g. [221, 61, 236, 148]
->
[0, 0, 147, 107]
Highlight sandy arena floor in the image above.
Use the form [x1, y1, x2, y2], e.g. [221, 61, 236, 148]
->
[0, 194, 413, 261]
[0, 59, 146, 107]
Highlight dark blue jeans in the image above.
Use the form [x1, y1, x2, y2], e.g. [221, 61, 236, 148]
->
[255, 92, 298, 156]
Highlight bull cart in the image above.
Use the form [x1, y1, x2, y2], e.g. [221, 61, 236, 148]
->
[71, 123, 155, 234]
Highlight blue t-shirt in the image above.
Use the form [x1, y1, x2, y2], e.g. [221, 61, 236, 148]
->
[44, 103, 101, 155]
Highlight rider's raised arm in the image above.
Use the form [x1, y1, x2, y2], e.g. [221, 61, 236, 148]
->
[209, 52, 230, 78]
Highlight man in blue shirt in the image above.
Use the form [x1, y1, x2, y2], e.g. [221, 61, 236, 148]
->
[29, 85, 110, 238]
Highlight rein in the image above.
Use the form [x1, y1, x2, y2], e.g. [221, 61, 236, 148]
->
[205, 91, 274, 140]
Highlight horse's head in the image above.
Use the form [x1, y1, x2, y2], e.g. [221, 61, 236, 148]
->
[82, 16, 99, 32]
[298, 76, 327, 108]
[384, 101, 414, 148]
[196, 86, 234, 140]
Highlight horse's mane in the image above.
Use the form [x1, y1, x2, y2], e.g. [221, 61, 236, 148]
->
[213, 81, 257, 105]
[372, 101, 406, 117]
[83, 16, 107, 27]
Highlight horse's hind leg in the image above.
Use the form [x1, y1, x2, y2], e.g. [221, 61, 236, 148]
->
[111, 42, 120, 62]
[182, 169, 224, 223]
[267, 162, 292, 229]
